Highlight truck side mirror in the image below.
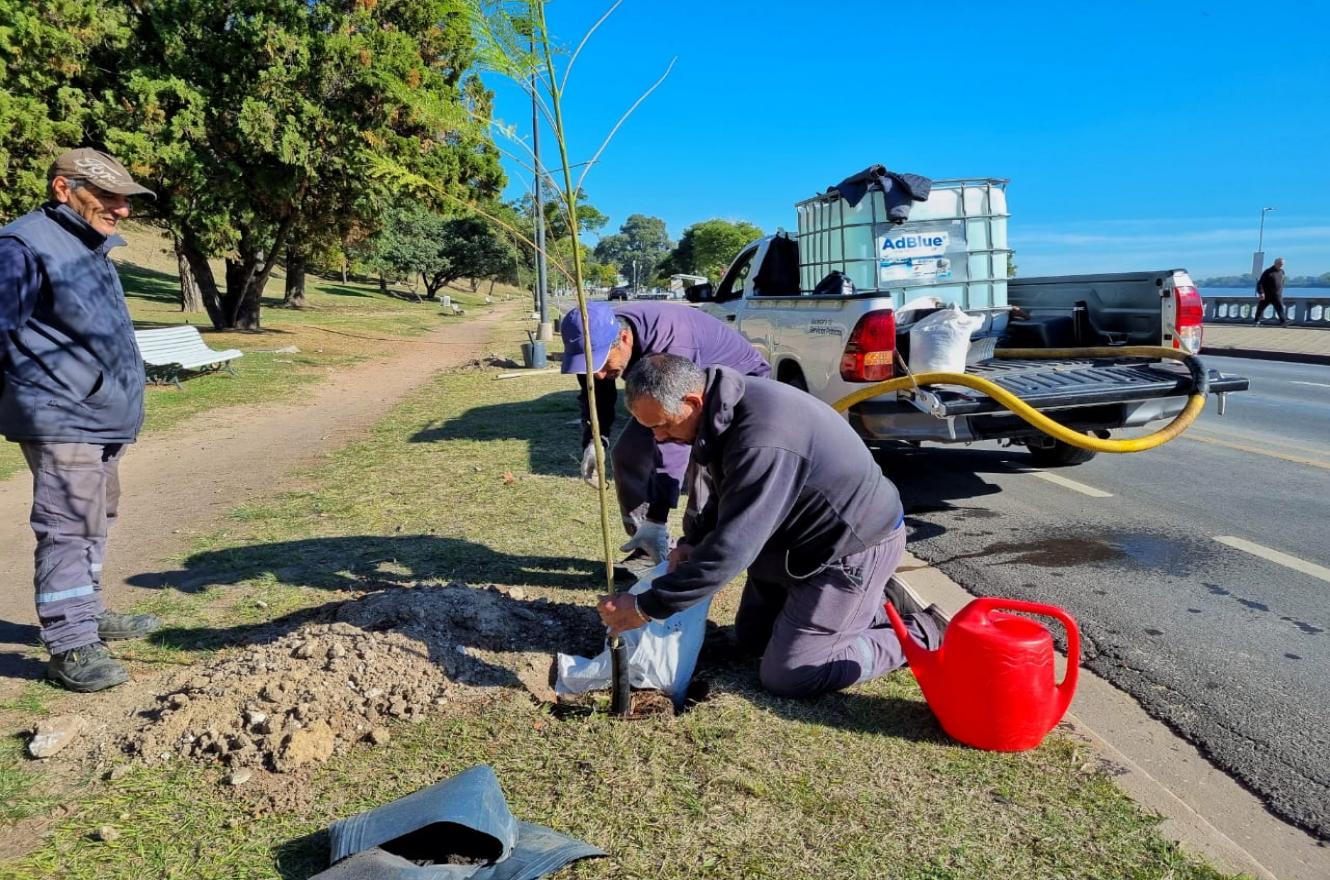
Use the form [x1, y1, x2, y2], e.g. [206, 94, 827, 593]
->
[684, 282, 714, 303]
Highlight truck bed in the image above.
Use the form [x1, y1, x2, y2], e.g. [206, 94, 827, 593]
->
[909, 357, 1249, 417]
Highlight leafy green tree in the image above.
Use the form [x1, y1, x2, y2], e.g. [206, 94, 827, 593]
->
[593, 214, 671, 287]
[426, 216, 516, 298]
[361, 203, 515, 299]
[96, 0, 501, 330]
[584, 260, 619, 289]
[0, 0, 130, 221]
[662, 218, 763, 282]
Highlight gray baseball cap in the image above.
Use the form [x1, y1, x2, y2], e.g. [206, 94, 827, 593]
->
[48, 148, 156, 199]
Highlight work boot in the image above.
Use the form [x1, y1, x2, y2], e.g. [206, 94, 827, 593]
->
[96, 611, 162, 641]
[47, 642, 128, 693]
[884, 575, 928, 616]
[884, 576, 950, 648]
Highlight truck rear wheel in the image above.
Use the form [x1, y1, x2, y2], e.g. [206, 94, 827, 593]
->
[1026, 438, 1098, 467]
[778, 366, 808, 392]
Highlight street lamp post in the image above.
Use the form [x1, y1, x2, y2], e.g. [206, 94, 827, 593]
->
[1252, 207, 1275, 278]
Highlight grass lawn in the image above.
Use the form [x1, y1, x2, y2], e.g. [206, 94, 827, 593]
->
[0, 313, 1240, 880]
[0, 221, 523, 481]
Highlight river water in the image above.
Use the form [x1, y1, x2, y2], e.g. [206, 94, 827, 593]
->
[1203, 287, 1325, 299]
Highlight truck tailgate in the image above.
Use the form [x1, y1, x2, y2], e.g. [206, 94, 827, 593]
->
[916, 358, 1250, 417]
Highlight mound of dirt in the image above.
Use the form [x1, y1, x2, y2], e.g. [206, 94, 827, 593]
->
[80, 585, 599, 776]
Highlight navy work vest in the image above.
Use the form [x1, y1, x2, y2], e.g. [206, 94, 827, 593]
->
[0, 204, 145, 444]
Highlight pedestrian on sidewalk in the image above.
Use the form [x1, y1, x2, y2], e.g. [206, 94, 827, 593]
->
[0, 148, 162, 692]
[597, 354, 947, 698]
[560, 301, 770, 571]
[1254, 257, 1287, 326]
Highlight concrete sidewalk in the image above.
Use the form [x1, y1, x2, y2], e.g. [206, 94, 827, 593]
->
[1203, 323, 1330, 366]
[899, 554, 1330, 880]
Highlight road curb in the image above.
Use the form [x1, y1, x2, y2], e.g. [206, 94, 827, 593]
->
[1202, 346, 1330, 367]
[895, 554, 1330, 880]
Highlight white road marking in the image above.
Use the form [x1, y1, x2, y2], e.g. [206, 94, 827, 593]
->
[1290, 380, 1330, 389]
[1181, 433, 1330, 471]
[1029, 471, 1114, 498]
[1213, 536, 1330, 585]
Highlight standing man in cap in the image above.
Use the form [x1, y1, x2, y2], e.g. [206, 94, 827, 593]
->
[598, 355, 946, 698]
[561, 301, 770, 569]
[0, 148, 162, 692]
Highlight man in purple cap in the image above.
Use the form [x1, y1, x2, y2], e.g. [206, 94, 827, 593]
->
[560, 301, 770, 568]
[0, 148, 162, 692]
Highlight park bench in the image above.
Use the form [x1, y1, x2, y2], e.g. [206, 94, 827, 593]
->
[134, 325, 243, 387]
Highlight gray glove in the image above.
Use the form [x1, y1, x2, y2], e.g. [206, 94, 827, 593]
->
[580, 440, 608, 487]
[620, 520, 670, 563]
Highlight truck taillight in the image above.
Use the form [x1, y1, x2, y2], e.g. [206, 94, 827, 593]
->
[840, 310, 896, 382]
[1173, 283, 1204, 353]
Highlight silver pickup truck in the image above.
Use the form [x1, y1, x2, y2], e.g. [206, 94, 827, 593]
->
[688, 230, 1249, 466]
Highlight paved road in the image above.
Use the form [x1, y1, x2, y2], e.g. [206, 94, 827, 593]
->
[886, 355, 1330, 840]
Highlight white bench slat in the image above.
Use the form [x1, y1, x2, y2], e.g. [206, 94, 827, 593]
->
[133, 327, 243, 373]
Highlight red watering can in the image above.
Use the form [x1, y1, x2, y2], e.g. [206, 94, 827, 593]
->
[885, 597, 1080, 752]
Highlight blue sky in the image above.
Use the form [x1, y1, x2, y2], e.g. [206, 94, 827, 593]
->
[488, 0, 1329, 280]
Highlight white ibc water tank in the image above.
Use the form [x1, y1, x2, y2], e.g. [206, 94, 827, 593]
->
[796, 178, 1010, 310]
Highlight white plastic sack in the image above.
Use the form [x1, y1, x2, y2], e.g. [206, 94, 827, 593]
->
[556, 563, 711, 706]
[908, 305, 984, 374]
[896, 295, 944, 326]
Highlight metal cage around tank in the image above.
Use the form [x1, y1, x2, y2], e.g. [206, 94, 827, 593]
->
[795, 177, 1013, 311]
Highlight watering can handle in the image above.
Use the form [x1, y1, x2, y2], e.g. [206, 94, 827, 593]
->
[987, 598, 1080, 699]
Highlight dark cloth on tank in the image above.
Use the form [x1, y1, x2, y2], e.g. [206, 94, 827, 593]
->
[824, 165, 932, 221]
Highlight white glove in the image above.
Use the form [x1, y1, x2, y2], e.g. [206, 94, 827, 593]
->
[620, 521, 670, 563]
[580, 440, 607, 487]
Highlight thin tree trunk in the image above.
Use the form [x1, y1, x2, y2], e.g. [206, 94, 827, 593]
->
[284, 245, 308, 308]
[378, 273, 388, 293]
[341, 256, 348, 284]
[179, 231, 226, 330]
[488, 277, 496, 296]
[174, 234, 203, 313]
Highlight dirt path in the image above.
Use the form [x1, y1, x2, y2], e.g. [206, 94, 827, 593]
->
[0, 304, 519, 696]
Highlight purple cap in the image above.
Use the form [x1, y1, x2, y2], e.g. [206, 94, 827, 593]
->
[559, 303, 621, 374]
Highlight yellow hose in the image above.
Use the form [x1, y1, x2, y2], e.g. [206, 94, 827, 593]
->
[831, 346, 1209, 454]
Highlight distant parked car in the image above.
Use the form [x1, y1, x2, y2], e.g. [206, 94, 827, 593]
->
[608, 287, 630, 301]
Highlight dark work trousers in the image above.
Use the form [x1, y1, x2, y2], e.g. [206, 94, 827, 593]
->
[20, 442, 125, 654]
[734, 525, 941, 698]
[611, 419, 689, 537]
[1254, 293, 1286, 324]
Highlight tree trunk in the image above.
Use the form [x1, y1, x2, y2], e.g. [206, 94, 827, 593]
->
[469, 277, 480, 292]
[341, 256, 348, 284]
[488, 277, 496, 295]
[179, 232, 227, 330]
[174, 235, 204, 313]
[378, 273, 388, 293]
[284, 245, 308, 308]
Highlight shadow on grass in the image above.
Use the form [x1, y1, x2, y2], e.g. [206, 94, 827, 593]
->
[410, 390, 586, 478]
[125, 534, 603, 595]
[697, 643, 950, 744]
[756, 686, 948, 743]
[314, 283, 375, 299]
[272, 827, 328, 880]
[0, 621, 45, 685]
[135, 541, 606, 705]
[118, 262, 181, 305]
